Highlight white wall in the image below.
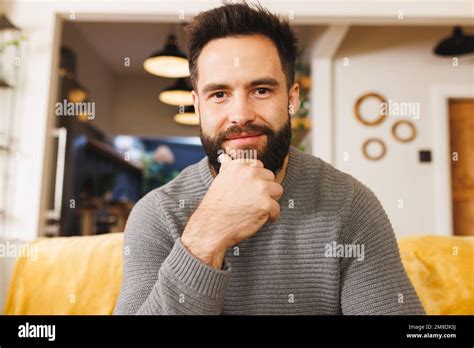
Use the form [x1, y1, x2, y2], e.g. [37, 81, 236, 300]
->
[0, 1, 59, 312]
[333, 26, 474, 237]
[1, 2, 58, 242]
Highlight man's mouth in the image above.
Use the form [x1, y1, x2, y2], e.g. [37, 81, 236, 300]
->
[224, 132, 265, 146]
[226, 132, 263, 140]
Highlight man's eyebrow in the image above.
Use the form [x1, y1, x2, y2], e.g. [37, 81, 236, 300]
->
[201, 77, 280, 95]
[202, 83, 230, 95]
[246, 77, 280, 88]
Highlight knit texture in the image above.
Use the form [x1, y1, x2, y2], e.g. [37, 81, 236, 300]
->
[114, 147, 425, 315]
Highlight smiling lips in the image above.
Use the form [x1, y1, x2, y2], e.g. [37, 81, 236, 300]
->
[225, 133, 264, 145]
[226, 132, 262, 140]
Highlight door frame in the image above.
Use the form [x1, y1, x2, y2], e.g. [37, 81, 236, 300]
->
[431, 84, 474, 235]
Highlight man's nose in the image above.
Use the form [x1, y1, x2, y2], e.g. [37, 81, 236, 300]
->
[228, 94, 255, 126]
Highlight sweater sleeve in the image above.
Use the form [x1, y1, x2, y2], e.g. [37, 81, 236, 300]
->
[113, 191, 231, 315]
[340, 180, 425, 315]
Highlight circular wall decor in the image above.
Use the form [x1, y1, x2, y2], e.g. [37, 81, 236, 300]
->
[392, 120, 417, 143]
[354, 93, 388, 126]
[362, 138, 386, 161]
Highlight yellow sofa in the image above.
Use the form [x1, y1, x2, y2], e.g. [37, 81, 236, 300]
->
[4, 233, 474, 315]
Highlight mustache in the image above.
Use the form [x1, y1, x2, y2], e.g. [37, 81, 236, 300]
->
[215, 123, 274, 144]
[200, 116, 292, 175]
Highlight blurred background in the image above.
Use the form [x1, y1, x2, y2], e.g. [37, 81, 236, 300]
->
[0, 0, 472, 314]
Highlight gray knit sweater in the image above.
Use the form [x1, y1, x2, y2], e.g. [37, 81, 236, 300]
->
[114, 147, 425, 315]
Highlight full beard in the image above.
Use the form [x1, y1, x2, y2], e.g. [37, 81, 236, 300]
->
[200, 115, 292, 176]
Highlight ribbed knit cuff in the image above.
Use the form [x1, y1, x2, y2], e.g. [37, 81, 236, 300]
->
[161, 239, 231, 299]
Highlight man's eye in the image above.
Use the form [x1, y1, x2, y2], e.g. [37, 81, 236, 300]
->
[255, 88, 271, 96]
[211, 92, 226, 99]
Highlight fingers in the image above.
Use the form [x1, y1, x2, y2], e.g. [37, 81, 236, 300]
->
[266, 181, 284, 201]
[249, 159, 264, 168]
[218, 153, 264, 170]
[217, 153, 233, 172]
[257, 168, 276, 182]
[234, 157, 264, 168]
[267, 199, 281, 223]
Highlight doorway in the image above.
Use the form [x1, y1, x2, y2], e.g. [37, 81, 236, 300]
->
[449, 98, 474, 236]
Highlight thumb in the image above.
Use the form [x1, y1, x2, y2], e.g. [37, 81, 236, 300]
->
[218, 153, 233, 172]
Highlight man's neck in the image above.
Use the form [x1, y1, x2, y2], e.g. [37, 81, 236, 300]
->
[208, 153, 290, 185]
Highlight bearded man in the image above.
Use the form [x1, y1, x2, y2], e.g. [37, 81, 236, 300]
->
[114, 2, 424, 315]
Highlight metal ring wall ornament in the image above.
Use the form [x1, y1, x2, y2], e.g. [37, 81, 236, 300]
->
[362, 138, 387, 161]
[354, 93, 388, 126]
[392, 120, 417, 143]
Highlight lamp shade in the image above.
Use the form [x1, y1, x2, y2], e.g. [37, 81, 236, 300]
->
[67, 78, 89, 103]
[159, 78, 193, 106]
[60, 47, 77, 78]
[434, 27, 474, 56]
[144, 34, 190, 78]
[174, 105, 199, 126]
[0, 78, 11, 88]
[0, 15, 19, 31]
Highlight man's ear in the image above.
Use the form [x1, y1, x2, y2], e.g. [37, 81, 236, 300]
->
[191, 90, 200, 118]
[288, 82, 300, 116]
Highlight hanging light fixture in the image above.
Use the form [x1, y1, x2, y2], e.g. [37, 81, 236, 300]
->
[60, 47, 89, 103]
[144, 34, 190, 78]
[0, 15, 19, 30]
[159, 78, 193, 106]
[67, 80, 89, 103]
[174, 105, 199, 126]
[434, 27, 474, 56]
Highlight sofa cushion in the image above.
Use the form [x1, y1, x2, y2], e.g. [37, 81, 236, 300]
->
[4, 233, 473, 315]
[4, 233, 123, 315]
[398, 235, 474, 315]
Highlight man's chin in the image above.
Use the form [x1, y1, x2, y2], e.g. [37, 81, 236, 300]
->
[220, 144, 266, 161]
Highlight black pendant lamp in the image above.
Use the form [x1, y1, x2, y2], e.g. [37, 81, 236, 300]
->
[144, 34, 190, 78]
[434, 27, 474, 56]
[174, 105, 199, 126]
[0, 15, 18, 30]
[159, 78, 193, 106]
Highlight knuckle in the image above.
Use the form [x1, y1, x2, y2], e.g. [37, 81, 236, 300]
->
[266, 169, 276, 180]
[246, 166, 259, 178]
[256, 180, 267, 193]
[262, 199, 273, 212]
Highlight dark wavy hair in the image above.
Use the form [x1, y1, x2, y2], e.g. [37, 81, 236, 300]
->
[184, 1, 299, 91]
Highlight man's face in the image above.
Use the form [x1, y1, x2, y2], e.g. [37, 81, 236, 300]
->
[192, 34, 299, 175]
